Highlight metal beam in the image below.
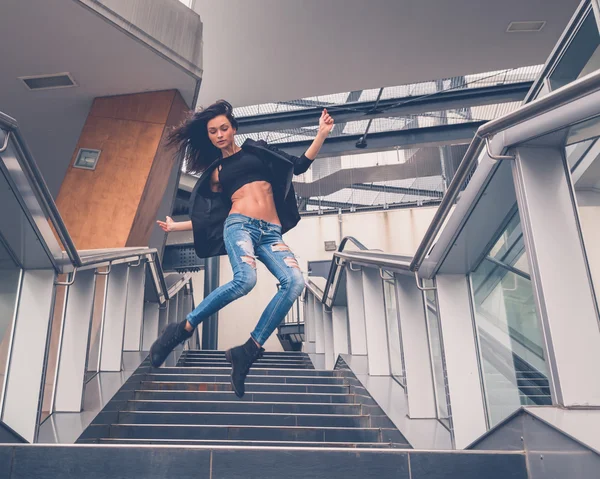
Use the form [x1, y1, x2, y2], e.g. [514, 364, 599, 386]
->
[237, 83, 531, 134]
[350, 183, 442, 197]
[274, 121, 486, 158]
[304, 198, 441, 210]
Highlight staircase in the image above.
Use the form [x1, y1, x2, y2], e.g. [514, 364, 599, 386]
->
[0, 350, 530, 478]
[78, 350, 410, 448]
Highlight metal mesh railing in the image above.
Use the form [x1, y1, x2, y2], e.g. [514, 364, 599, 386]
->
[233, 66, 543, 118]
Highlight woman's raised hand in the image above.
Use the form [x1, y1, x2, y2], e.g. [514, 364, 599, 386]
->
[157, 216, 176, 233]
[318, 108, 334, 136]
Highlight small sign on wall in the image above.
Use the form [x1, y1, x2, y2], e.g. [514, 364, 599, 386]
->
[324, 241, 337, 251]
[74, 148, 101, 170]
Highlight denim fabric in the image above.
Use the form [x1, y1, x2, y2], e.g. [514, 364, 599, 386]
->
[186, 214, 305, 345]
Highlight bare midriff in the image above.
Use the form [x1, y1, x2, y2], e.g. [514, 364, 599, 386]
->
[211, 168, 280, 225]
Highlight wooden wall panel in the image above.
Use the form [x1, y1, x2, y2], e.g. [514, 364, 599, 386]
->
[127, 91, 189, 247]
[56, 90, 189, 250]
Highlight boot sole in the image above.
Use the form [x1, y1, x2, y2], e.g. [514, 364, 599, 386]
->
[225, 349, 245, 399]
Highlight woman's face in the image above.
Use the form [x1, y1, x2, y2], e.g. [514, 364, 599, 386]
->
[207, 115, 236, 150]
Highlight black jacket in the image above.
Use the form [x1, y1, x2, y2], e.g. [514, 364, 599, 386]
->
[188, 139, 312, 258]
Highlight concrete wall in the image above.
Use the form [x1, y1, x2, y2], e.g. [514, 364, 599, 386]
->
[78, 0, 203, 76]
[217, 206, 438, 351]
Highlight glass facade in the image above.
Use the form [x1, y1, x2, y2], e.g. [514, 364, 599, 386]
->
[548, 9, 600, 91]
[470, 211, 550, 427]
[0, 234, 21, 412]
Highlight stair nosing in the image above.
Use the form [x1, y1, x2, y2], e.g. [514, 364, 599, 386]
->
[134, 389, 355, 397]
[127, 399, 362, 407]
[108, 423, 394, 431]
[91, 438, 407, 448]
[118, 411, 368, 418]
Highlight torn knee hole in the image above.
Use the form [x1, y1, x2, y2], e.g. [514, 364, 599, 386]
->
[241, 255, 257, 269]
[271, 243, 291, 252]
[284, 257, 300, 269]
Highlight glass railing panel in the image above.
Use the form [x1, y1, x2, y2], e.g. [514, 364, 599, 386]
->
[383, 276, 405, 386]
[40, 277, 67, 423]
[569, 128, 600, 316]
[548, 9, 600, 92]
[85, 270, 107, 382]
[0, 139, 56, 271]
[424, 280, 451, 428]
[470, 211, 550, 427]
[0, 236, 22, 411]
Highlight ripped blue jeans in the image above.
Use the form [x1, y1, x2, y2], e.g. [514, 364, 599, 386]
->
[186, 214, 305, 345]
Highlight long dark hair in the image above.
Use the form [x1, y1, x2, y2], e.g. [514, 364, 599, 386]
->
[168, 99, 239, 175]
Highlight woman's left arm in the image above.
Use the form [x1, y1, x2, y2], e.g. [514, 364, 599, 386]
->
[289, 109, 334, 175]
[304, 109, 334, 161]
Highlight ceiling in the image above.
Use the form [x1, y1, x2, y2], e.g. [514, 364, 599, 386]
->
[194, 0, 581, 108]
[0, 0, 199, 197]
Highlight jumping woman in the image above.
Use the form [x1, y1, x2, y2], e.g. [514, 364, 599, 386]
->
[150, 100, 334, 397]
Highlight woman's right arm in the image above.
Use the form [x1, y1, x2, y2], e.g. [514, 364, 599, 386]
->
[157, 216, 193, 232]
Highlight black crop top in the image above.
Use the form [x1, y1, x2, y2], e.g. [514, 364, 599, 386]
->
[218, 150, 272, 198]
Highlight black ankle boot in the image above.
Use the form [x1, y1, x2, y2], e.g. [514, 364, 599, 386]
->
[225, 338, 265, 398]
[150, 320, 194, 368]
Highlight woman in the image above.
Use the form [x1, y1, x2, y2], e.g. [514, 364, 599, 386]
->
[150, 100, 333, 397]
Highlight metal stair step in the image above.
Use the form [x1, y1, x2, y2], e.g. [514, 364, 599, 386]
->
[117, 411, 371, 428]
[140, 381, 350, 394]
[144, 374, 346, 385]
[126, 400, 362, 415]
[180, 361, 313, 369]
[87, 438, 408, 448]
[102, 423, 398, 443]
[134, 390, 357, 403]
[151, 367, 340, 377]
[183, 351, 311, 359]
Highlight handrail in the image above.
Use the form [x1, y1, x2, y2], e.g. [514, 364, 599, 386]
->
[321, 236, 369, 305]
[337, 236, 368, 252]
[410, 67, 600, 272]
[335, 250, 412, 272]
[0, 113, 81, 267]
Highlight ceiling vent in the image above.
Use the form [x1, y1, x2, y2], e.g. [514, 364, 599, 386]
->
[19, 73, 78, 91]
[507, 21, 546, 33]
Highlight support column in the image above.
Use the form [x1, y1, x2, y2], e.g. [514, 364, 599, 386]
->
[123, 262, 146, 351]
[168, 293, 178, 326]
[395, 274, 436, 419]
[142, 302, 160, 350]
[361, 268, 390, 376]
[331, 306, 349, 359]
[202, 257, 219, 350]
[177, 290, 185, 323]
[323, 309, 335, 369]
[99, 264, 130, 372]
[346, 268, 368, 355]
[436, 274, 487, 449]
[157, 303, 169, 338]
[2, 270, 55, 442]
[304, 294, 316, 354]
[513, 146, 600, 406]
[313, 297, 325, 355]
[54, 269, 97, 412]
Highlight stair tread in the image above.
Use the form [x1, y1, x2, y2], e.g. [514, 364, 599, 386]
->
[120, 411, 368, 418]
[128, 400, 360, 406]
[109, 423, 396, 431]
[90, 438, 407, 448]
